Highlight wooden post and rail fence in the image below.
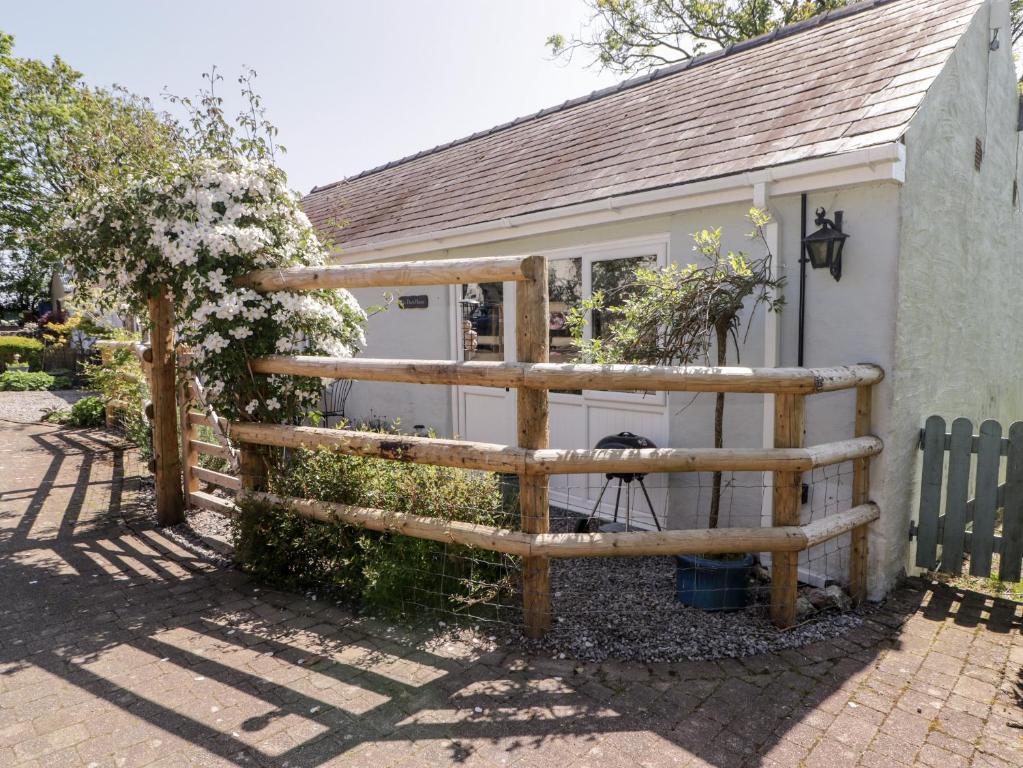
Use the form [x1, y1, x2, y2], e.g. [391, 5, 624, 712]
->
[96, 254, 884, 637]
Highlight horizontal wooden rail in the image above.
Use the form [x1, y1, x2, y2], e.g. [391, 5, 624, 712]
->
[236, 255, 539, 292]
[188, 410, 231, 433]
[802, 503, 880, 548]
[228, 423, 883, 475]
[191, 465, 242, 491]
[188, 411, 215, 427]
[95, 340, 152, 364]
[189, 491, 238, 516]
[247, 493, 881, 558]
[230, 422, 524, 472]
[249, 356, 884, 395]
[191, 439, 231, 460]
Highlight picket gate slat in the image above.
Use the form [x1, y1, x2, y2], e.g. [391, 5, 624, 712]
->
[940, 418, 973, 573]
[969, 420, 1002, 577]
[1000, 422, 1023, 582]
[916, 415, 946, 569]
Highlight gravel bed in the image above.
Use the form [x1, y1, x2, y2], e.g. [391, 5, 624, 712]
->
[518, 553, 863, 663]
[512, 513, 865, 663]
[164, 506, 236, 570]
[0, 389, 97, 423]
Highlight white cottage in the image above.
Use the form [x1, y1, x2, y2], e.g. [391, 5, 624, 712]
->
[302, 0, 1023, 599]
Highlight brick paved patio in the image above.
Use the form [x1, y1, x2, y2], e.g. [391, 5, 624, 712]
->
[0, 419, 1020, 767]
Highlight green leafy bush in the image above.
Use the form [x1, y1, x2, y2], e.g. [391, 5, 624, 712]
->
[43, 395, 105, 428]
[83, 348, 151, 459]
[0, 370, 63, 390]
[234, 444, 516, 619]
[0, 336, 43, 371]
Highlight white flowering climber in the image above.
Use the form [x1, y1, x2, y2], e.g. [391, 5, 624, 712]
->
[60, 156, 366, 423]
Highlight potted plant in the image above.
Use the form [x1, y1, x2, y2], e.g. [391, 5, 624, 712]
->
[568, 208, 784, 610]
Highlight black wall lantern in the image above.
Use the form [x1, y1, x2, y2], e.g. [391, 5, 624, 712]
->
[802, 207, 848, 281]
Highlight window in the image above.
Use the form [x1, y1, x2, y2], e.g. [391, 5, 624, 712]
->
[460, 282, 504, 361]
[548, 258, 581, 364]
[590, 255, 656, 345]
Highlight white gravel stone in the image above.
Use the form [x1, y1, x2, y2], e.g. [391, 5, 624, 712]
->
[0, 390, 97, 423]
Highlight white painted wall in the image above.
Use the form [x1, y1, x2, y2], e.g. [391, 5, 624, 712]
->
[344, 283, 455, 433]
[888, 0, 1023, 596]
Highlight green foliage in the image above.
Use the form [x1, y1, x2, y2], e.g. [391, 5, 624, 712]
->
[84, 348, 151, 459]
[0, 31, 179, 273]
[0, 370, 62, 390]
[548, 0, 850, 73]
[42, 395, 105, 427]
[234, 443, 515, 619]
[0, 251, 51, 310]
[0, 335, 43, 370]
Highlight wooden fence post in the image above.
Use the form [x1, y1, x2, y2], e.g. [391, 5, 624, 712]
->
[849, 385, 872, 603]
[178, 363, 199, 510]
[239, 443, 267, 500]
[148, 288, 185, 526]
[771, 392, 804, 628]
[516, 254, 551, 639]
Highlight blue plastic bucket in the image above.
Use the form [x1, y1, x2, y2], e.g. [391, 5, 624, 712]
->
[675, 553, 754, 611]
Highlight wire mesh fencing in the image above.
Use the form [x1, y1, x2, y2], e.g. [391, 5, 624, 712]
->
[232, 460, 863, 650]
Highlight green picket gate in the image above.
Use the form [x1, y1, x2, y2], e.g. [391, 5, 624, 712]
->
[913, 416, 1023, 582]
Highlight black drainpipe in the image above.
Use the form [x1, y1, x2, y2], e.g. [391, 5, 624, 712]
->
[798, 193, 808, 367]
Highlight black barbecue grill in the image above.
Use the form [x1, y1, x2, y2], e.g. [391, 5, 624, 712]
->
[576, 431, 663, 532]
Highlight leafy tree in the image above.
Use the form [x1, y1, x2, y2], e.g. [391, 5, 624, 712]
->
[0, 250, 50, 310]
[548, 0, 848, 73]
[0, 32, 179, 308]
[549, 0, 1023, 75]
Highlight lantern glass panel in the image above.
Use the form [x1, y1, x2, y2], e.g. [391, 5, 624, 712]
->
[806, 239, 832, 268]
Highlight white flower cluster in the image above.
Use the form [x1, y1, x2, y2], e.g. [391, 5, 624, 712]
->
[62, 156, 366, 422]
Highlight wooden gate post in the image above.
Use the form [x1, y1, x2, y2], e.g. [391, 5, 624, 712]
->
[148, 288, 185, 526]
[849, 385, 872, 603]
[516, 255, 551, 639]
[771, 393, 804, 628]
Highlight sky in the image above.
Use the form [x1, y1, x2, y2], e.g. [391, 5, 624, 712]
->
[2, 0, 623, 195]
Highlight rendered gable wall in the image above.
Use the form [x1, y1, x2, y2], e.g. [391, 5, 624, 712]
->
[889, 0, 1023, 594]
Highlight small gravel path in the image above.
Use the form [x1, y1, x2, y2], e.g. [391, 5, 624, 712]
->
[0, 389, 96, 423]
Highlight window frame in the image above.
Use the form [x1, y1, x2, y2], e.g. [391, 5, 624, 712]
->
[542, 236, 670, 407]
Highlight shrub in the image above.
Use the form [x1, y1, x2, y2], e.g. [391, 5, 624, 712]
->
[0, 336, 43, 371]
[234, 442, 516, 619]
[43, 396, 106, 428]
[83, 348, 151, 459]
[0, 370, 61, 390]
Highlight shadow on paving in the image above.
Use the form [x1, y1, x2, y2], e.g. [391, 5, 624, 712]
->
[0, 420, 1020, 767]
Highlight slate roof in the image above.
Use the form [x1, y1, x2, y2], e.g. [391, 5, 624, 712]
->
[303, 0, 983, 250]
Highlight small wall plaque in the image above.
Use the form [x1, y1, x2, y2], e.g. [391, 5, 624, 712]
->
[398, 294, 429, 309]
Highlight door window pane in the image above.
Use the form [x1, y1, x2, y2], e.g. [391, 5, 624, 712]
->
[549, 258, 582, 365]
[591, 255, 656, 345]
[460, 282, 504, 361]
